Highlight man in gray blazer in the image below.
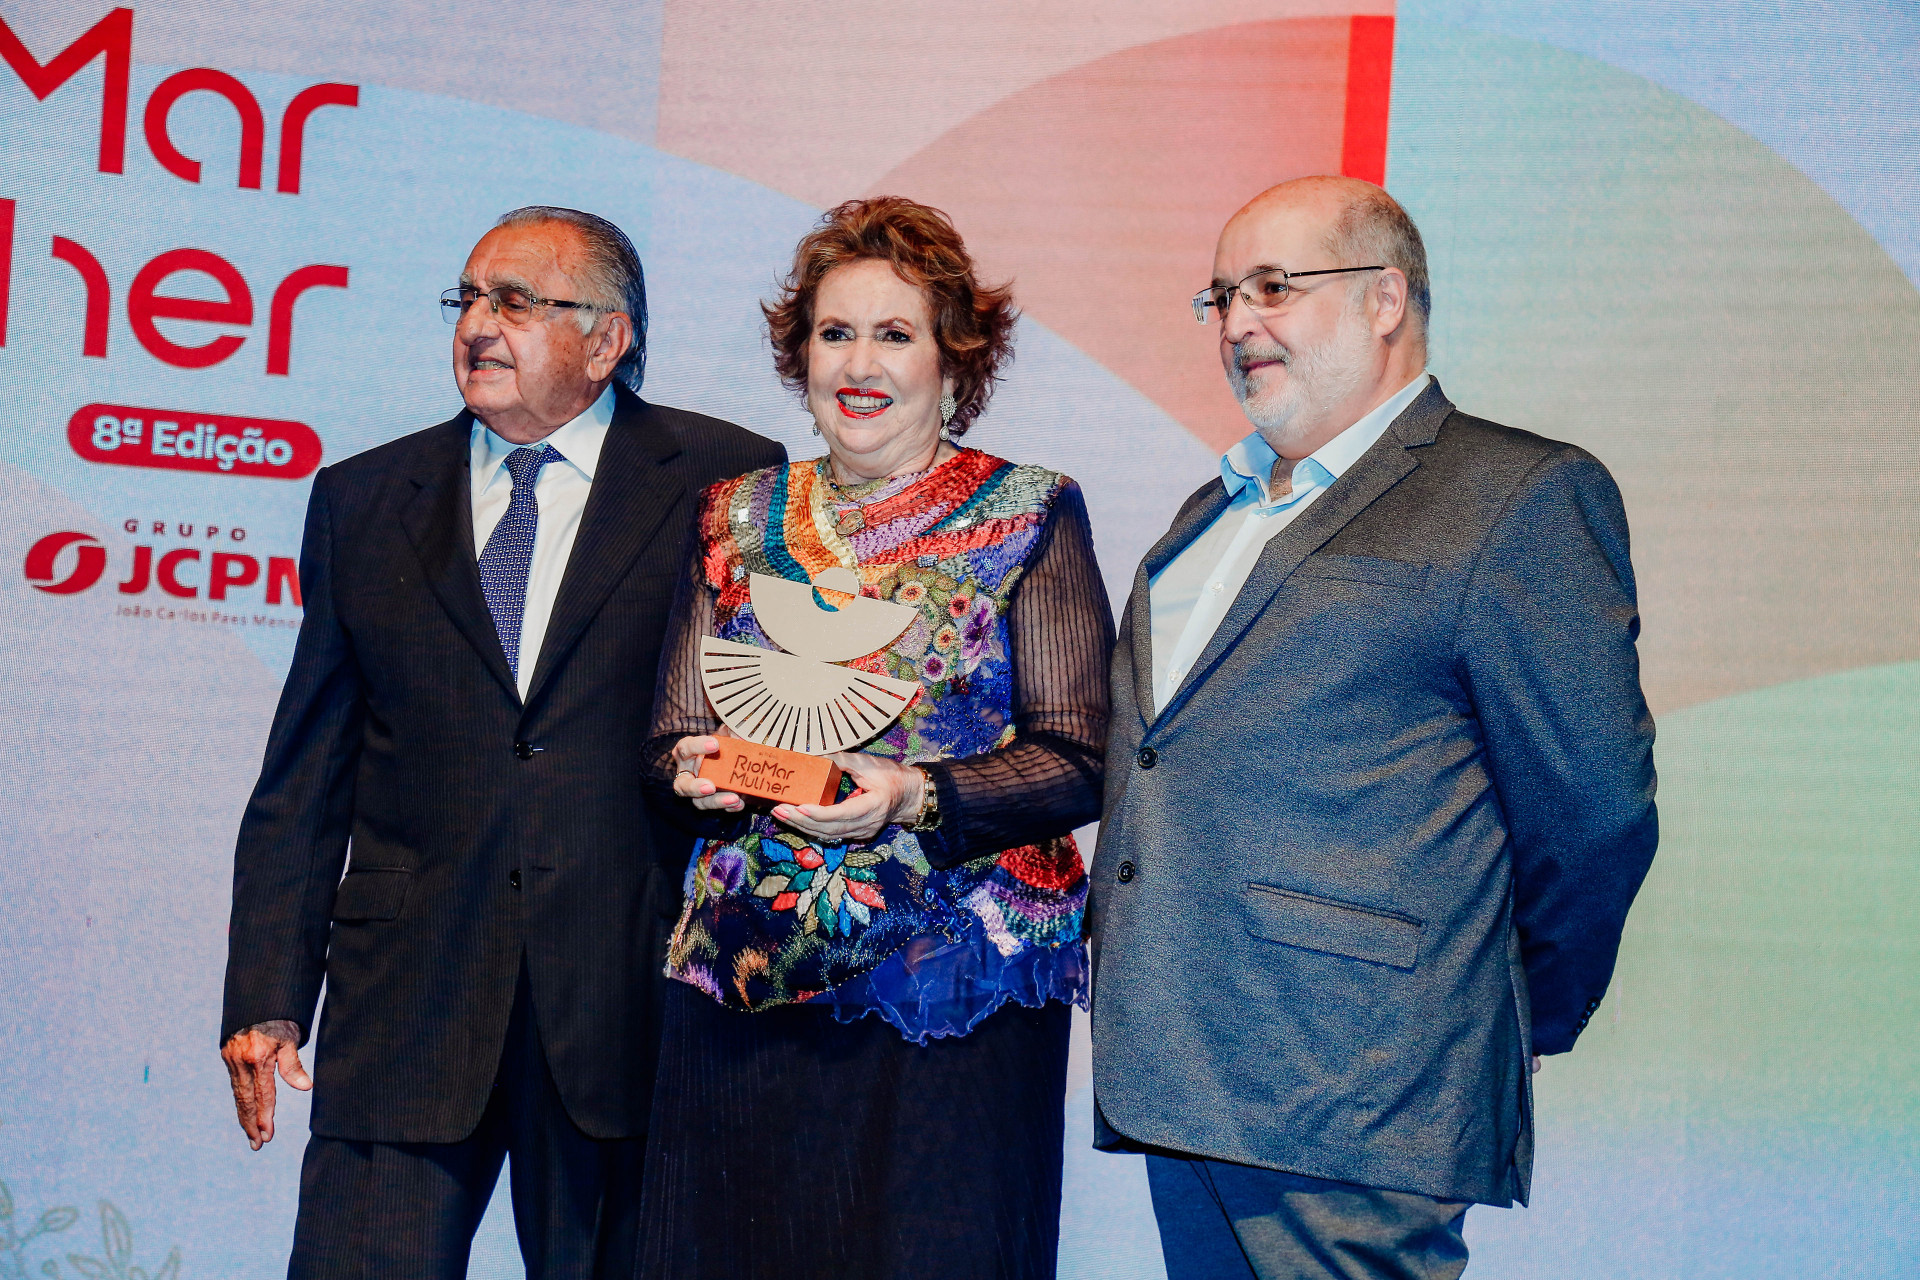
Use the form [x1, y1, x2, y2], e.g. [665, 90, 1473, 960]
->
[1088, 176, 1658, 1279]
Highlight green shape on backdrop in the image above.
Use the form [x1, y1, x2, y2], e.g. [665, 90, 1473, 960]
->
[1389, 25, 1920, 1277]
[1556, 660, 1920, 1132]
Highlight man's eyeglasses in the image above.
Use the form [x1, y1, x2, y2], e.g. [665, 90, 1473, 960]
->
[440, 286, 599, 326]
[1191, 265, 1385, 324]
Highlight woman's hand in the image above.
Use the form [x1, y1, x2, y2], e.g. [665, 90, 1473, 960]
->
[671, 734, 744, 813]
[771, 751, 924, 844]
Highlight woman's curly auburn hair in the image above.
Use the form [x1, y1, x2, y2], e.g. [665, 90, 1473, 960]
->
[764, 196, 1017, 437]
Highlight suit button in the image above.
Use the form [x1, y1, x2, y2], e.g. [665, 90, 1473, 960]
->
[1117, 861, 1136, 883]
[509, 869, 522, 890]
[1137, 747, 1157, 770]
[513, 741, 533, 760]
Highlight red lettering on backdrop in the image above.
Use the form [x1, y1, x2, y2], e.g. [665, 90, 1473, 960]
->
[208, 551, 260, 600]
[127, 248, 253, 368]
[41, 239, 350, 369]
[21, 531, 299, 605]
[157, 547, 200, 598]
[0, 8, 131, 174]
[143, 67, 266, 189]
[1, 11, 357, 193]
[278, 84, 360, 195]
[69, 403, 323, 479]
[265, 557, 301, 607]
[117, 544, 152, 594]
[268, 265, 349, 375]
[51, 236, 111, 358]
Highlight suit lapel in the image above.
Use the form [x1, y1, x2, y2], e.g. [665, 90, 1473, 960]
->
[1125, 481, 1232, 726]
[1151, 380, 1454, 729]
[521, 387, 686, 709]
[401, 413, 521, 701]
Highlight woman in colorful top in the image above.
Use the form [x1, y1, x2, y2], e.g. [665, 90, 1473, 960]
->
[637, 196, 1114, 1279]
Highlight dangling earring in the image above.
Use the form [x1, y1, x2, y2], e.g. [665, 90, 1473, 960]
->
[938, 394, 957, 441]
[812, 423, 821, 436]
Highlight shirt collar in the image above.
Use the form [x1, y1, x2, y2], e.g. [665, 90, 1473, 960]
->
[1220, 372, 1431, 509]
[472, 383, 616, 486]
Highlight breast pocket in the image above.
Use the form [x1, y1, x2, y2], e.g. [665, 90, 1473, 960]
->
[332, 868, 412, 922]
[1243, 882, 1423, 970]
[1290, 554, 1430, 591]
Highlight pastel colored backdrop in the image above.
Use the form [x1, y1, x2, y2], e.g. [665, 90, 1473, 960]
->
[0, 2, 1914, 1276]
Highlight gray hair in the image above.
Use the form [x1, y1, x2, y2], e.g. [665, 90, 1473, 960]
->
[1324, 187, 1431, 333]
[495, 205, 649, 392]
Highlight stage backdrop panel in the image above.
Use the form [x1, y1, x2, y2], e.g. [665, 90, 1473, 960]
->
[1, 3, 1914, 1277]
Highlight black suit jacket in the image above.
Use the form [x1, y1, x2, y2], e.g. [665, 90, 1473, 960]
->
[221, 383, 784, 1143]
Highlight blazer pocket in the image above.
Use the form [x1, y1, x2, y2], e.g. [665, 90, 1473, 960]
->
[1291, 554, 1430, 591]
[332, 868, 411, 922]
[1243, 883, 1422, 970]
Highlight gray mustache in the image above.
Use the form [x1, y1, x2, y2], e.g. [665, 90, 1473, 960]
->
[1233, 342, 1290, 371]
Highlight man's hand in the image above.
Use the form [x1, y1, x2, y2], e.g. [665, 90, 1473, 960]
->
[1531, 1055, 1543, 1075]
[221, 1019, 310, 1150]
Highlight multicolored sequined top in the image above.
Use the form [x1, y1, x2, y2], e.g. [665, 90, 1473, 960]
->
[657, 449, 1109, 1042]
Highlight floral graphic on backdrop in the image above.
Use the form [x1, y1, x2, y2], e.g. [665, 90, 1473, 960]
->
[0, 1183, 179, 1280]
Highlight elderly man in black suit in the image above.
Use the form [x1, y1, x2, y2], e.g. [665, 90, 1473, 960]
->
[1089, 177, 1658, 1279]
[218, 206, 784, 1277]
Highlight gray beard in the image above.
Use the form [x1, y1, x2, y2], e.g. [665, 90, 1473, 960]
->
[1229, 315, 1374, 444]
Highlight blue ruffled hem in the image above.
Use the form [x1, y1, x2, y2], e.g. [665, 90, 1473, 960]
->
[820, 926, 1089, 1046]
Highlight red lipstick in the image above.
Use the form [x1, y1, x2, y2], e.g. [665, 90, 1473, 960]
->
[836, 388, 893, 419]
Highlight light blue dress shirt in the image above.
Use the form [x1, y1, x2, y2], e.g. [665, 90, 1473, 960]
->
[1146, 373, 1430, 714]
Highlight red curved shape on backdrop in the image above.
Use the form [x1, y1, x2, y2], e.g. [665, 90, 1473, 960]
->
[866, 17, 1394, 452]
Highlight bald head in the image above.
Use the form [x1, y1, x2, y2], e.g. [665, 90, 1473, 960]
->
[1230, 176, 1431, 335]
[1210, 176, 1430, 458]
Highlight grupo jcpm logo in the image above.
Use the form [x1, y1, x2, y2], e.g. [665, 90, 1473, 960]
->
[24, 521, 301, 625]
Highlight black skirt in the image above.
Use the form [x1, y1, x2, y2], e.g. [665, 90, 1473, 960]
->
[636, 980, 1073, 1280]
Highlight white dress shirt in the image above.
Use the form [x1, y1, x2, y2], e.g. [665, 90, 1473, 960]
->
[469, 384, 615, 698]
[1147, 373, 1430, 715]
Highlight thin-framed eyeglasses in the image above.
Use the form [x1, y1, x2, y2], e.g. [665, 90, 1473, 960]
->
[1191, 265, 1385, 324]
[439, 285, 599, 326]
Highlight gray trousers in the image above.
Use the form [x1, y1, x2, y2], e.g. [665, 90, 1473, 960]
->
[1146, 1154, 1470, 1280]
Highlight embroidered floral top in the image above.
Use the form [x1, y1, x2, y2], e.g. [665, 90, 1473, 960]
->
[647, 449, 1114, 1042]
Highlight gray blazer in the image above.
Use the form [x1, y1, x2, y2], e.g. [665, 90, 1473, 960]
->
[1088, 380, 1657, 1206]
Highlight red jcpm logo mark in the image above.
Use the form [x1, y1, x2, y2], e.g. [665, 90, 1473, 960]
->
[24, 528, 300, 604]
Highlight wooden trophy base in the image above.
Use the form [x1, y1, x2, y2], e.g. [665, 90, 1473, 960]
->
[698, 739, 844, 806]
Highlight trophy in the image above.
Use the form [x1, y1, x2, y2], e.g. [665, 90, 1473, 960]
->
[696, 567, 922, 805]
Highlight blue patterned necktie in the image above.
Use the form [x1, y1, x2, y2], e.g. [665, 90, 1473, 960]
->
[477, 443, 564, 681]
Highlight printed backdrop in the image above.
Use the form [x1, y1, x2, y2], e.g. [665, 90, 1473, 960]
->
[2, 2, 1916, 1276]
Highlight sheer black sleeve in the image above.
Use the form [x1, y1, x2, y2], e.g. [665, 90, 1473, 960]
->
[917, 481, 1114, 870]
[643, 529, 743, 839]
